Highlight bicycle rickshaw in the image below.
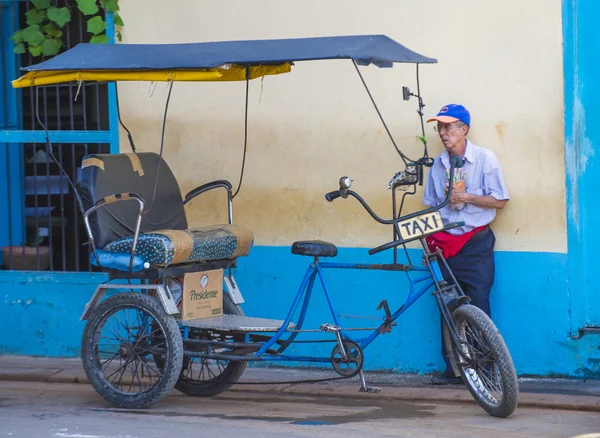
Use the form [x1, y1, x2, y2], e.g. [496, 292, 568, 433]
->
[12, 34, 518, 417]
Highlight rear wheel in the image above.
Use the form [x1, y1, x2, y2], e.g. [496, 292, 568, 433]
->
[82, 292, 183, 409]
[443, 304, 518, 418]
[176, 292, 248, 397]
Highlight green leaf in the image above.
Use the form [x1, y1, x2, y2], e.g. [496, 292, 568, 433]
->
[10, 30, 25, 44]
[76, 0, 99, 15]
[87, 16, 106, 35]
[31, 0, 51, 9]
[90, 34, 110, 44]
[116, 30, 122, 41]
[29, 44, 44, 57]
[13, 43, 26, 54]
[25, 8, 46, 25]
[43, 23, 63, 38]
[114, 12, 124, 27]
[101, 0, 119, 12]
[42, 37, 62, 56]
[418, 135, 428, 145]
[47, 7, 71, 27]
[22, 25, 45, 46]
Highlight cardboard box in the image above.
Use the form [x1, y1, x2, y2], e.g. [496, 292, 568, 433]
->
[180, 269, 223, 320]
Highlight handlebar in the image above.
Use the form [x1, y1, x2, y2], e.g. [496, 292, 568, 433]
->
[325, 154, 465, 226]
[325, 190, 342, 202]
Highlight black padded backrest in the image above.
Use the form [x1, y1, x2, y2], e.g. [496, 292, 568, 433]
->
[77, 152, 188, 249]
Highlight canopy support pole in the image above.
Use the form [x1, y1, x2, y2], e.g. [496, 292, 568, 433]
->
[351, 60, 411, 165]
[115, 83, 137, 153]
[143, 81, 174, 215]
[415, 64, 429, 162]
[232, 65, 251, 199]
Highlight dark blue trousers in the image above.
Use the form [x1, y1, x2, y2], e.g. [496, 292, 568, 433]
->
[437, 226, 496, 374]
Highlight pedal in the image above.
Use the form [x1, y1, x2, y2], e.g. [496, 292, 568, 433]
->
[358, 370, 381, 394]
[320, 323, 341, 333]
[359, 386, 381, 394]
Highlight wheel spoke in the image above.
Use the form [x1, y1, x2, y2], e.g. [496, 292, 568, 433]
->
[94, 305, 166, 395]
[111, 358, 132, 390]
[178, 328, 243, 384]
[477, 363, 502, 393]
[99, 351, 120, 369]
[464, 325, 491, 357]
[127, 359, 138, 392]
[205, 361, 218, 379]
[105, 319, 125, 343]
[139, 353, 162, 376]
[455, 317, 505, 405]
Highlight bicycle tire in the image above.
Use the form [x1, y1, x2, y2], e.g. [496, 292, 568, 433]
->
[175, 292, 247, 397]
[82, 292, 183, 409]
[444, 304, 518, 418]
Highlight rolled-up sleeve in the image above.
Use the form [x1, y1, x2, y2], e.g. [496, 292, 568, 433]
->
[483, 152, 510, 201]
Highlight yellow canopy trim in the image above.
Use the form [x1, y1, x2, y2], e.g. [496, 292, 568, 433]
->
[12, 63, 292, 88]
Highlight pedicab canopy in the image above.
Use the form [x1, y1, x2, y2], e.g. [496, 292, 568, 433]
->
[12, 34, 437, 88]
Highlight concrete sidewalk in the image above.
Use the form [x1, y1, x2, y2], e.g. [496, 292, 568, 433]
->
[1, 355, 599, 412]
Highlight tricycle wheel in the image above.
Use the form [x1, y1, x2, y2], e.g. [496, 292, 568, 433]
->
[176, 292, 247, 397]
[81, 292, 183, 409]
[443, 304, 518, 418]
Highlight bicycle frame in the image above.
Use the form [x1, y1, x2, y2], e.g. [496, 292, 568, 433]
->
[180, 157, 471, 365]
[181, 241, 456, 365]
[258, 259, 437, 352]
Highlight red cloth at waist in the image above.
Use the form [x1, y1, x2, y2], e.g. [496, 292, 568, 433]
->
[425, 225, 487, 259]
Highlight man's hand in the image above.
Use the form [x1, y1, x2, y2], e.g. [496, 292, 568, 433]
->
[451, 190, 470, 205]
[451, 190, 508, 209]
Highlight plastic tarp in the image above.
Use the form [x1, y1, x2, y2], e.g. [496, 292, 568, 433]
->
[13, 35, 437, 88]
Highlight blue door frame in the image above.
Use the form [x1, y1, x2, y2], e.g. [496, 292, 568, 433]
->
[0, 8, 119, 151]
[0, 6, 120, 262]
[0, 1, 24, 253]
[563, 0, 600, 334]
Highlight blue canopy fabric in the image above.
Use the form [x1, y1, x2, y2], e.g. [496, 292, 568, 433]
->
[21, 34, 437, 72]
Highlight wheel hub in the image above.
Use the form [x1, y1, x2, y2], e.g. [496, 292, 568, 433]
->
[118, 343, 133, 359]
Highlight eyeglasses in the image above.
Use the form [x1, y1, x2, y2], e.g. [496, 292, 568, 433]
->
[434, 124, 463, 133]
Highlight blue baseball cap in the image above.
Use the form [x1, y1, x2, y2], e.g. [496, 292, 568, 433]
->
[427, 104, 470, 126]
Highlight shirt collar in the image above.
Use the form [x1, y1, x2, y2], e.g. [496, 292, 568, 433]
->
[441, 139, 474, 167]
[464, 140, 475, 163]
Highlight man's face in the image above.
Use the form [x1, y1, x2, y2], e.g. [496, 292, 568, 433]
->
[435, 121, 468, 152]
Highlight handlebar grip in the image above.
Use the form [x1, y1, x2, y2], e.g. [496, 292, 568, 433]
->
[325, 190, 342, 202]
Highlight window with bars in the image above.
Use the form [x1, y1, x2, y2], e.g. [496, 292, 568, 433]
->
[0, 1, 116, 273]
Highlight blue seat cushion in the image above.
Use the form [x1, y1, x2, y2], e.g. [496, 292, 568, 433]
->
[102, 224, 253, 267]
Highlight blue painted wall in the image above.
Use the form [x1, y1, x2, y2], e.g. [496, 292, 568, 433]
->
[0, 272, 108, 356]
[1, 246, 598, 377]
[563, 0, 600, 332]
[237, 247, 598, 377]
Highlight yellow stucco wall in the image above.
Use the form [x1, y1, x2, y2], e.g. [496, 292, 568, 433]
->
[116, 0, 565, 253]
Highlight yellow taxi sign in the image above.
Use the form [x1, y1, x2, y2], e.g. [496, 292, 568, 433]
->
[397, 211, 444, 240]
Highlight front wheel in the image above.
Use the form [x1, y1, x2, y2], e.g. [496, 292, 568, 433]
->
[443, 304, 518, 418]
[81, 292, 183, 409]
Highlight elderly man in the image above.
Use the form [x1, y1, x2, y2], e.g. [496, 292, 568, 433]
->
[422, 104, 509, 385]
